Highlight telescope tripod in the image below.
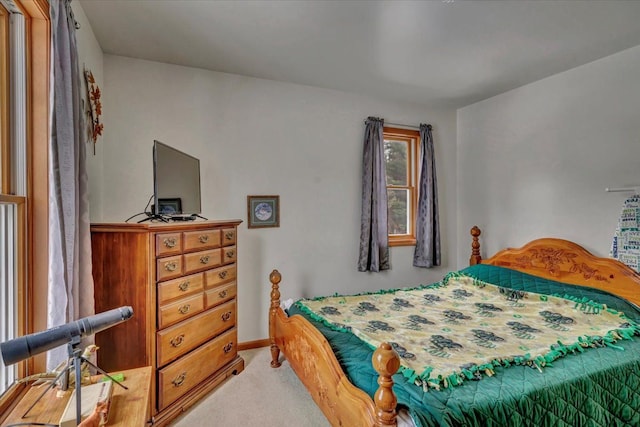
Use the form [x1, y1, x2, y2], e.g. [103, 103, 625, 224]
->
[22, 336, 127, 425]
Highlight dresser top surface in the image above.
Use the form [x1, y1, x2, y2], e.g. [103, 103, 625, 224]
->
[91, 219, 242, 233]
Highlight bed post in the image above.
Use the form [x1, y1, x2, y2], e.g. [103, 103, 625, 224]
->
[470, 225, 482, 265]
[372, 342, 400, 427]
[269, 269, 282, 368]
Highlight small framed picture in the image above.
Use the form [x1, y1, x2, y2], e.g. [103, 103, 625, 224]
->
[158, 198, 182, 215]
[247, 195, 279, 228]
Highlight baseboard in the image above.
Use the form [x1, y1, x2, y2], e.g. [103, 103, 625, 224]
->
[238, 338, 270, 351]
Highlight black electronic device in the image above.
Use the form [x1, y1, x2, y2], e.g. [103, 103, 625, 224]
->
[153, 140, 202, 217]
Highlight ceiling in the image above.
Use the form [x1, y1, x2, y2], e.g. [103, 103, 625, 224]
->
[78, 0, 640, 109]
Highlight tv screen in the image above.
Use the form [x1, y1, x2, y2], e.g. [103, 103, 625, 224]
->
[153, 140, 202, 216]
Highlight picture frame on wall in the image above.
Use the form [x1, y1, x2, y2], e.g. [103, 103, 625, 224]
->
[247, 195, 280, 228]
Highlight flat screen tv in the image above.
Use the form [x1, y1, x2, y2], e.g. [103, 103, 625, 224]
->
[153, 140, 202, 217]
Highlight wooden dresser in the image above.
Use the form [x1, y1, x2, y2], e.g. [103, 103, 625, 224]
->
[90, 220, 244, 426]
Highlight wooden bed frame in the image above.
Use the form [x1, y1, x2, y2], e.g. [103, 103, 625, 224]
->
[268, 226, 640, 426]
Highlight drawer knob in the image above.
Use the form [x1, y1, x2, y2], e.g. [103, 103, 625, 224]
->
[163, 237, 177, 248]
[200, 255, 210, 264]
[165, 261, 178, 272]
[218, 290, 228, 299]
[172, 372, 187, 387]
[222, 311, 232, 322]
[218, 271, 228, 279]
[226, 250, 235, 259]
[224, 231, 234, 240]
[178, 304, 191, 315]
[170, 334, 185, 347]
[199, 235, 209, 244]
[178, 281, 190, 292]
[223, 342, 233, 354]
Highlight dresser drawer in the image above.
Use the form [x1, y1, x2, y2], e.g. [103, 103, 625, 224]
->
[157, 272, 204, 305]
[156, 255, 183, 282]
[205, 282, 236, 309]
[156, 232, 182, 256]
[221, 246, 237, 264]
[158, 328, 237, 410]
[184, 249, 221, 274]
[157, 301, 236, 367]
[183, 229, 221, 252]
[205, 265, 236, 288]
[221, 228, 236, 246]
[158, 293, 204, 329]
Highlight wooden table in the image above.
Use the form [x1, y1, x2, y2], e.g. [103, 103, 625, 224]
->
[1, 366, 152, 426]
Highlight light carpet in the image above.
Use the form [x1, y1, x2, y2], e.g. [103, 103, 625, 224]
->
[171, 347, 330, 426]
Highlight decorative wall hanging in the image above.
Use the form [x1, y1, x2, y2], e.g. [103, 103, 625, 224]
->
[84, 68, 103, 154]
[611, 194, 640, 272]
[247, 195, 280, 228]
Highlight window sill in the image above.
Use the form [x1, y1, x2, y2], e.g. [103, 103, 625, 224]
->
[0, 382, 28, 422]
[389, 237, 416, 247]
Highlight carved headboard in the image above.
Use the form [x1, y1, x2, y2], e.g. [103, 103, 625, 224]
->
[470, 226, 640, 307]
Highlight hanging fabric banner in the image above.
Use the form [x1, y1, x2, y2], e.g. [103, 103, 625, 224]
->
[611, 195, 640, 272]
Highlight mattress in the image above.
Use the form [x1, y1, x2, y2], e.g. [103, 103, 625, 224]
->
[287, 265, 640, 427]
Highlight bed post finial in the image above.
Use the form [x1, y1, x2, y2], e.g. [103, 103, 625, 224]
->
[269, 269, 282, 368]
[269, 269, 282, 308]
[372, 342, 400, 426]
[470, 226, 482, 266]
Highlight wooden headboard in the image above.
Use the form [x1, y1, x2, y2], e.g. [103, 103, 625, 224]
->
[469, 225, 640, 307]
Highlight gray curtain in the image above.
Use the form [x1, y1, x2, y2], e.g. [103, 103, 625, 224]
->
[358, 117, 390, 272]
[413, 124, 440, 268]
[47, 0, 94, 369]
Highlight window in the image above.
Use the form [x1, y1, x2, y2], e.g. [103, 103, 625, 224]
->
[0, 0, 22, 397]
[384, 127, 419, 246]
[0, 0, 49, 409]
[1, 1, 7, 192]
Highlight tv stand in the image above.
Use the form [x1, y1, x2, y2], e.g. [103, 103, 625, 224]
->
[169, 214, 196, 222]
[168, 213, 209, 222]
[133, 213, 209, 223]
[137, 213, 169, 223]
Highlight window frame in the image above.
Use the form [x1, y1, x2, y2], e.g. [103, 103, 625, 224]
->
[0, 0, 50, 415]
[383, 127, 419, 247]
[0, 0, 25, 409]
[1, 1, 9, 194]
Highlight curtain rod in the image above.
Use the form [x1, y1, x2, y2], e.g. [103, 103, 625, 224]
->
[605, 187, 640, 193]
[363, 119, 429, 130]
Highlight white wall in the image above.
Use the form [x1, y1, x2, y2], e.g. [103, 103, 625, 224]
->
[72, 2, 105, 221]
[457, 45, 640, 265]
[98, 55, 457, 342]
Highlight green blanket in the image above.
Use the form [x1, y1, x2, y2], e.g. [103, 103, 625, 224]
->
[296, 272, 640, 390]
[288, 265, 640, 427]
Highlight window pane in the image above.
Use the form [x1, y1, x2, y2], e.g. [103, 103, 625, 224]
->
[388, 188, 409, 235]
[0, 202, 17, 395]
[384, 140, 407, 186]
[0, 2, 7, 192]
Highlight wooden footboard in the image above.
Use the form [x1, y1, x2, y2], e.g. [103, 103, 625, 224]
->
[269, 270, 400, 427]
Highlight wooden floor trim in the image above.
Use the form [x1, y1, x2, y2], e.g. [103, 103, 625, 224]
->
[238, 338, 269, 351]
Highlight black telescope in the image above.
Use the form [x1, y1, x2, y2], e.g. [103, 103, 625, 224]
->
[0, 306, 133, 366]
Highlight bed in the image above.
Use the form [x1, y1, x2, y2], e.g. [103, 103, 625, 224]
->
[268, 226, 640, 426]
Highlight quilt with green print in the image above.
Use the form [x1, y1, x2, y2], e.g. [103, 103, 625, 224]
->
[296, 271, 639, 390]
[289, 266, 640, 426]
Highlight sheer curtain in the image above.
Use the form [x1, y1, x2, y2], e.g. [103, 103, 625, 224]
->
[413, 124, 440, 268]
[358, 117, 390, 272]
[47, 0, 94, 369]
